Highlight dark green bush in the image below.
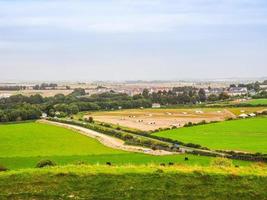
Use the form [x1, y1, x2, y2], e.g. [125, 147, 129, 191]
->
[36, 160, 56, 168]
[0, 165, 8, 172]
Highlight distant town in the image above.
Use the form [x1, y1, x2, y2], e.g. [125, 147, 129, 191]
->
[1, 79, 267, 99]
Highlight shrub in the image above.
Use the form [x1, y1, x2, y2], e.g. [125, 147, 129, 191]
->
[211, 157, 233, 168]
[151, 146, 157, 150]
[74, 161, 86, 165]
[36, 160, 56, 168]
[184, 122, 193, 127]
[85, 117, 94, 123]
[0, 165, 8, 172]
[186, 143, 201, 149]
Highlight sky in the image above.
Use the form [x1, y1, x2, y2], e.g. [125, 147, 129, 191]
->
[0, 0, 267, 81]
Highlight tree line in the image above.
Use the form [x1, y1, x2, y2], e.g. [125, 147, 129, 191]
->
[139, 87, 229, 105]
[0, 89, 152, 122]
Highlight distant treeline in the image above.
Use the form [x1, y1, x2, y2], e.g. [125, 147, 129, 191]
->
[0, 88, 152, 122]
[1, 84, 266, 123]
[33, 83, 58, 90]
[0, 86, 26, 91]
[140, 87, 230, 105]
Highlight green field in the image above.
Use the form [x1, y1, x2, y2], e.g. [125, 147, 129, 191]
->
[0, 122, 124, 157]
[242, 99, 267, 106]
[0, 165, 267, 200]
[0, 121, 242, 170]
[154, 117, 267, 153]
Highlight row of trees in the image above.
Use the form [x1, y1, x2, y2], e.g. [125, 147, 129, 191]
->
[0, 105, 41, 122]
[0, 89, 152, 122]
[140, 87, 229, 105]
[33, 83, 58, 90]
[0, 86, 26, 91]
[230, 82, 261, 92]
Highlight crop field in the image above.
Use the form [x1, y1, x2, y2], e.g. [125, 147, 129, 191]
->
[87, 108, 237, 131]
[0, 122, 249, 170]
[154, 117, 267, 153]
[226, 107, 267, 115]
[1, 165, 267, 200]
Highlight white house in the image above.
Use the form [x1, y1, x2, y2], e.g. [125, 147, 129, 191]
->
[152, 103, 161, 108]
[41, 113, 48, 118]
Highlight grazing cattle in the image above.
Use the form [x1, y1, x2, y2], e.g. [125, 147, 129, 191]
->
[106, 162, 112, 166]
[168, 162, 174, 166]
[184, 157, 189, 161]
[160, 163, 166, 166]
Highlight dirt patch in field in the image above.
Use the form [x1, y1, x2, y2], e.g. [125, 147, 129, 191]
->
[88, 109, 235, 131]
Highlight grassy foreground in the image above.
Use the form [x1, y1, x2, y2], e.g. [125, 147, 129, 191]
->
[154, 117, 267, 153]
[0, 164, 267, 200]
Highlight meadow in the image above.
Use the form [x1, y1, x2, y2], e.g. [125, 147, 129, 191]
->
[241, 98, 267, 106]
[154, 117, 267, 153]
[0, 164, 267, 200]
[1, 121, 250, 170]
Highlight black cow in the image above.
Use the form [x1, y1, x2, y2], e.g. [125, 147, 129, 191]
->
[184, 157, 189, 161]
[106, 162, 112, 166]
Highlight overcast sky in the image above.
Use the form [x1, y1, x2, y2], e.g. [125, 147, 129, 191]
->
[0, 0, 267, 81]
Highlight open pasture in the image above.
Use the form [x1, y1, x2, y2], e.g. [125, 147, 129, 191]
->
[241, 99, 267, 106]
[154, 117, 267, 153]
[0, 122, 124, 157]
[88, 108, 236, 131]
[0, 122, 249, 169]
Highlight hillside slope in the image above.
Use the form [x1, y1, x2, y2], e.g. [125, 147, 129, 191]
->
[0, 165, 267, 200]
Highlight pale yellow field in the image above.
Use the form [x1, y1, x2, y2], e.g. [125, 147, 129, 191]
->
[227, 107, 267, 115]
[0, 90, 73, 97]
[87, 108, 237, 131]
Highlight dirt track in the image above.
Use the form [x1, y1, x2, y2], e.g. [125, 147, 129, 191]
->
[39, 120, 174, 156]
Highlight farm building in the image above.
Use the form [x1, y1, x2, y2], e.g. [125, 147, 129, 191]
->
[204, 88, 225, 96]
[228, 87, 248, 96]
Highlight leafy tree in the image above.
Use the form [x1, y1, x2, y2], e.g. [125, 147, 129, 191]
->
[198, 88, 206, 102]
[70, 88, 86, 96]
[219, 92, 230, 100]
